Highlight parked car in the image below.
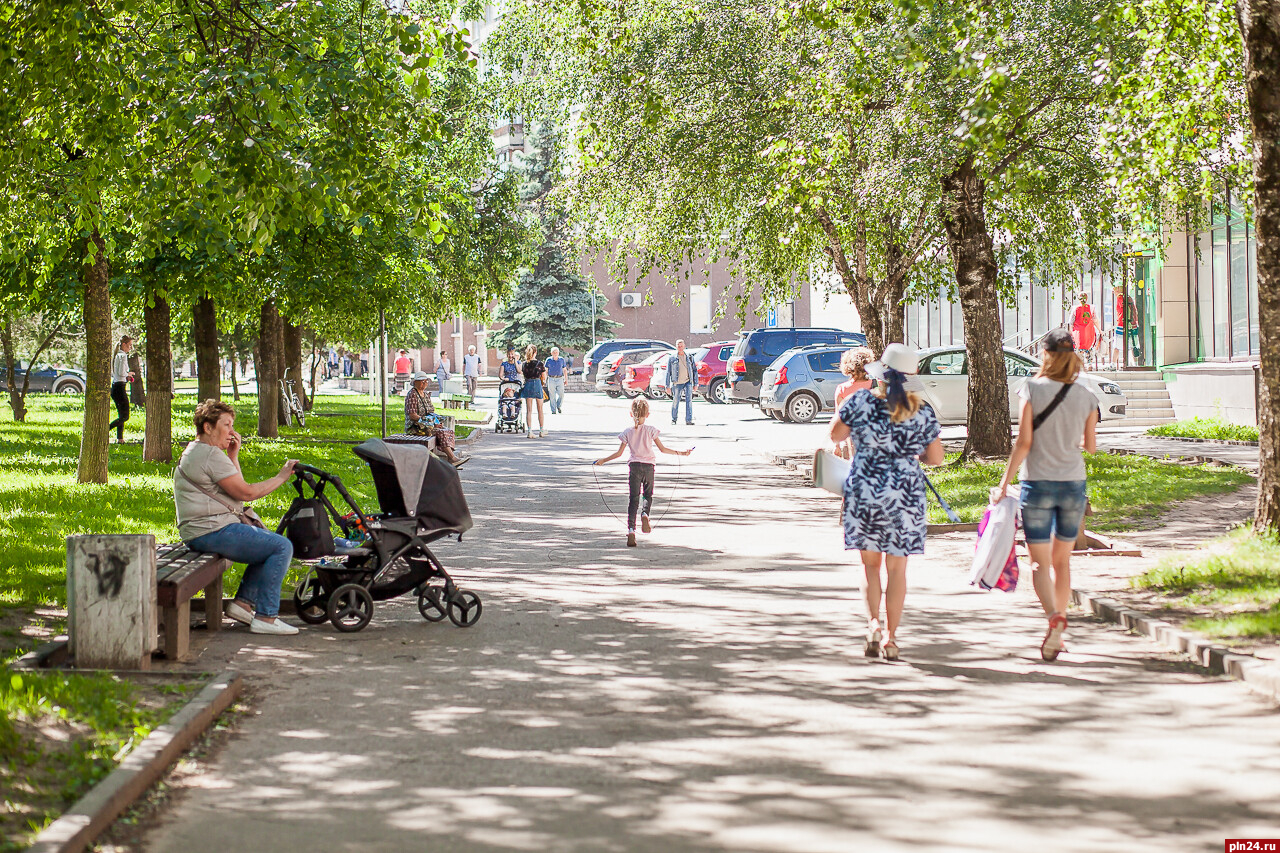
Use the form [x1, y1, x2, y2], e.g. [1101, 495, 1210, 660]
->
[623, 351, 673, 399]
[695, 341, 736, 404]
[726, 328, 867, 403]
[914, 346, 1127, 425]
[758, 345, 851, 423]
[583, 338, 674, 385]
[650, 346, 709, 399]
[0, 361, 87, 394]
[595, 346, 673, 397]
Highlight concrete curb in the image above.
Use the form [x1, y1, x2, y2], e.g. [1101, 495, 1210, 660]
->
[27, 669, 244, 853]
[1072, 589, 1280, 704]
[1144, 434, 1259, 448]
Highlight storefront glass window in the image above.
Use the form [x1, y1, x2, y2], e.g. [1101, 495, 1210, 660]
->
[1230, 224, 1250, 357]
[1249, 225, 1259, 354]
[1212, 228, 1228, 356]
[1195, 230, 1213, 359]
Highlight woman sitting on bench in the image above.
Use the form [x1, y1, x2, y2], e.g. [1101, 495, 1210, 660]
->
[173, 399, 300, 636]
[405, 371, 469, 467]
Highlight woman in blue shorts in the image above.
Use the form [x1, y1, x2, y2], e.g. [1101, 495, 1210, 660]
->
[993, 329, 1099, 661]
[520, 344, 547, 438]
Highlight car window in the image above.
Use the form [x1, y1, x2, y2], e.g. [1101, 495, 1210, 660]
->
[838, 334, 866, 346]
[759, 334, 793, 357]
[922, 352, 967, 375]
[807, 351, 842, 373]
[717, 345, 733, 360]
[1005, 354, 1035, 377]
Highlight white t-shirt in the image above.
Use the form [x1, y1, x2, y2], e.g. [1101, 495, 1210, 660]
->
[618, 424, 661, 465]
[174, 441, 242, 541]
[112, 352, 130, 384]
[463, 353, 481, 377]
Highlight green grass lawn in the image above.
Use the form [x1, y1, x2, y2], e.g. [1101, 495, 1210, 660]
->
[1146, 416, 1259, 442]
[925, 452, 1254, 528]
[1132, 528, 1280, 639]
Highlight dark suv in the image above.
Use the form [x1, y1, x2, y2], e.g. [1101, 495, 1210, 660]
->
[583, 338, 673, 385]
[726, 328, 867, 403]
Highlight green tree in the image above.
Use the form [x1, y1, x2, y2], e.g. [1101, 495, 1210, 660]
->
[492, 122, 618, 356]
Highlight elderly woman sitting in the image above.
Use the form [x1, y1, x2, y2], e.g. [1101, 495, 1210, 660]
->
[405, 371, 469, 467]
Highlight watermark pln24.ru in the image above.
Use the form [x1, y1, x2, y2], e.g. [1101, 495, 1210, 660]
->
[1227, 841, 1280, 852]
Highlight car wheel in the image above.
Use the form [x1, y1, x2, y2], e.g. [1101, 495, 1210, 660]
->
[708, 378, 727, 405]
[785, 392, 820, 424]
[54, 380, 84, 394]
[621, 388, 640, 399]
[605, 390, 621, 398]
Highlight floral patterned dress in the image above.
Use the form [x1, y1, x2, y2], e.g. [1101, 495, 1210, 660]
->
[839, 389, 941, 556]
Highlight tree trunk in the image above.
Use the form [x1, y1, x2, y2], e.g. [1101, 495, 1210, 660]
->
[282, 317, 305, 412]
[228, 342, 241, 401]
[142, 295, 173, 462]
[256, 299, 280, 438]
[274, 310, 288, 427]
[306, 334, 320, 411]
[940, 158, 1011, 459]
[127, 351, 145, 405]
[77, 230, 112, 484]
[1, 318, 26, 422]
[192, 294, 221, 402]
[817, 209, 885, 354]
[1243, 0, 1280, 531]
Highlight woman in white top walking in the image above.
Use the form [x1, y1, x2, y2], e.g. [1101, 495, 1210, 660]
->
[109, 336, 135, 443]
[993, 329, 1099, 661]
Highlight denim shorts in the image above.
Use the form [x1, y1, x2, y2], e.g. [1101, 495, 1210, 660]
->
[520, 379, 543, 399]
[1019, 480, 1088, 544]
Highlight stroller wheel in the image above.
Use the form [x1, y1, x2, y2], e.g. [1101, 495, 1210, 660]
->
[293, 571, 329, 625]
[417, 587, 448, 623]
[447, 590, 483, 628]
[327, 583, 374, 633]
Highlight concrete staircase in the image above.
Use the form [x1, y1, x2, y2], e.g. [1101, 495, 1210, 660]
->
[1090, 369, 1176, 427]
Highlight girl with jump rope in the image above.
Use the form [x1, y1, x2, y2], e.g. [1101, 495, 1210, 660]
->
[594, 398, 693, 547]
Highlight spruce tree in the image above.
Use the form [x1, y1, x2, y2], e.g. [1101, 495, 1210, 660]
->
[492, 123, 619, 358]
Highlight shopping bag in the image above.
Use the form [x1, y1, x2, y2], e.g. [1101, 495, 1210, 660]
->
[812, 448, 851, 495]
[971, 496, 1019, 590]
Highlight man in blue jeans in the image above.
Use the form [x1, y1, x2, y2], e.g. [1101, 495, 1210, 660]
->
[667, 340, 697, 425]
[544, 346, 567, 414]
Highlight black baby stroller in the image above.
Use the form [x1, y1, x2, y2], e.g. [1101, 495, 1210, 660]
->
[277, 438, 481, 632]
[495, 379, 524, 433]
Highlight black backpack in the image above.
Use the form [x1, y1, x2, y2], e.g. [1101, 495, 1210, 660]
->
[284, 497, 334, 559]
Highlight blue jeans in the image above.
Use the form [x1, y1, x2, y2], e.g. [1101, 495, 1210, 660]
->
[671, 382, 693, 423]
[1019, 480, 1088, 545]
[188, 523, 293, 618]
[547, 376, 565, 413]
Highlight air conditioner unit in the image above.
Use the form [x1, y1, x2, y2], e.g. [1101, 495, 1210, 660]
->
[620, 292, 643, 308]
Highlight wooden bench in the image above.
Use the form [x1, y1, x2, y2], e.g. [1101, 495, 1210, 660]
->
[155, 543, 230, 661]
[383, 433, 438, 450]
[440, 393, 472, 409]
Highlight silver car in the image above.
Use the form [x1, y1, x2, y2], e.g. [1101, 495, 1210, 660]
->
[915, 346, 1127, 425]
[758, 345, 849, 423]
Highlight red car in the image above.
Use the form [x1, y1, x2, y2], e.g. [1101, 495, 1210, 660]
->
[694, 341, 737, 404]
[622, 351, 670, 398]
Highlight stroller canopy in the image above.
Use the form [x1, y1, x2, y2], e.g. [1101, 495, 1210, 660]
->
[352, 439, 473, 534]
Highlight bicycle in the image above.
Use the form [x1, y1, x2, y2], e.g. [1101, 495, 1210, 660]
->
[279, 368, 306, 427]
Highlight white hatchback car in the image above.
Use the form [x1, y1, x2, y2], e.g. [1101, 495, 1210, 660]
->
[915, 346, 1127, 425]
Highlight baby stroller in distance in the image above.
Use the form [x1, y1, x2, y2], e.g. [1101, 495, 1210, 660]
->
[278, 438, 481, 633]
[495, 379, 525, 433]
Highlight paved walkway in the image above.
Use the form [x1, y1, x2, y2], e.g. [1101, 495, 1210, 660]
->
[1096, 428, 1259, 472]
[144, 397, 1279, 852]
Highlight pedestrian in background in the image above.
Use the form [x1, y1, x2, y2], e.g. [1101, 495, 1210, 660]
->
[520, 344, 547, 438]
[827, 343, 944, 662]
[833, 347, 875, 459]
[667, 340, 697, 426]
[545, 346, 567, 414]
[436, 350, 451, 390]
[594, 397, 692, 548]
[500, 348, 521, 382]
[462, 345, 481, 397]
[992, 328, 1098, 662]
[109, 336, 135, 444]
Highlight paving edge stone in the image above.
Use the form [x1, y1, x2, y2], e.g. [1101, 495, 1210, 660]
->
[1072, 590, 1280, 704]
[27, 669, 244, 853]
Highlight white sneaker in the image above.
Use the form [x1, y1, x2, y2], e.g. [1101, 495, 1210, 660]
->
[249, 617, 299, 635]
[224, 600, 254, 626]
[539, 429, 547, 438]
[526, 430, 534, 439]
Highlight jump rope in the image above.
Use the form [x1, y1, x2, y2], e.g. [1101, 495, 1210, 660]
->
[590, 447, 689, 530]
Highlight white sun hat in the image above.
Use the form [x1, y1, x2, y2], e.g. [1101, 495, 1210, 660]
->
[865, 343, 924, 390]
[412, 371, 430, 381]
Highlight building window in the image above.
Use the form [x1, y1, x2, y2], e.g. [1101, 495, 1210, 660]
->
[689, 282, 713, 333]
[1192, 186, 1259, 361]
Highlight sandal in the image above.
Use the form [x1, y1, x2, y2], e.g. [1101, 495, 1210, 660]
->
[882, 640, 900, 662]
[452, 455, 471, 468]
[864, 627, 882, 658]
[1041, 613, 1068, 662]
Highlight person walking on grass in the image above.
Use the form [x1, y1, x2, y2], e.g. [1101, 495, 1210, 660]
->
[827, 343, 944, 662]
[992, 328, 1098, 662]
[545, 346, 567, 414]
[109, 336, 135, 443]
[174, 399, 300, 636]
[520, 344, 548, 438]
[667, 340, 697, 425]
[594, 397, 692, 548]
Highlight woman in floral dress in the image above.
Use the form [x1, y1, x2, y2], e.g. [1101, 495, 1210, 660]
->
[828, 344, 945, 661]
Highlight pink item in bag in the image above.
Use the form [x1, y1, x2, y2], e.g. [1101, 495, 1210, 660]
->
[976, 505, 1019, 592]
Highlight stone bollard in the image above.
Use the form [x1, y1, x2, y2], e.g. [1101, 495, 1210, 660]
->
[66, 534, 157, 670]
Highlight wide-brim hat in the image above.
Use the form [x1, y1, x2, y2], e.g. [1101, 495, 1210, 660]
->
[865, 343, 924, 391]
[412, 371, 430, 381]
